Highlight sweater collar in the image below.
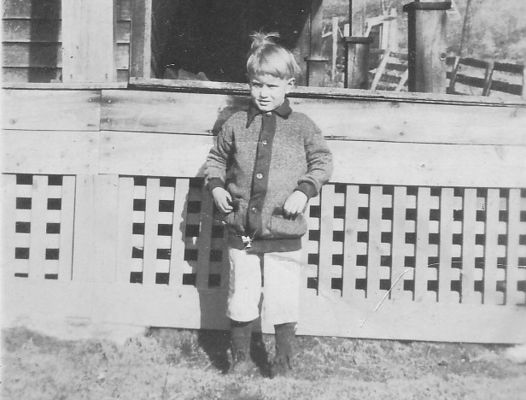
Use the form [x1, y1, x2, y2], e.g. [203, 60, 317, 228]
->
[246, 98, 292, 128]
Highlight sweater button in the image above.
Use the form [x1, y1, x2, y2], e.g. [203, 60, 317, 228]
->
[256, 173, 263, 179]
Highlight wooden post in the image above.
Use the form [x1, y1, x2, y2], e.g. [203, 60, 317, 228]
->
[403, 1, 451, 93]
[344, 36, 372, 89]
[305, 0, 329, 86]
[62, 0, 115, 82]
[130, 0, 153, 79]
[331, 17, 338, 81]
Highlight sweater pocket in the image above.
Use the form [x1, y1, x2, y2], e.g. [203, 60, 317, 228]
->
[269, 213, 308, 238]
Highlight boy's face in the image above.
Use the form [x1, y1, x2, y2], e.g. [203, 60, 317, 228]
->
[249, 74, 294, 113]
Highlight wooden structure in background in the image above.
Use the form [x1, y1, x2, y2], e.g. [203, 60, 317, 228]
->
[404, 1, 451, 93]
[2, 0, 526, 343]
[447, 57, 526, 98]
[345, 36, 373, 89]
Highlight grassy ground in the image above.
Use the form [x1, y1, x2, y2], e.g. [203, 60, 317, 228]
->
[2, 326, 526, 400]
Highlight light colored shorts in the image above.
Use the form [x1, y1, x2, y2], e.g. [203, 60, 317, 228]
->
[226, 247, 302, 325]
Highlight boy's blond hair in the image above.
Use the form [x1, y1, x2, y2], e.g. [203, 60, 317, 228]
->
[246, 32, 301, 80]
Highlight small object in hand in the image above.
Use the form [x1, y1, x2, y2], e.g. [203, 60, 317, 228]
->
[241, 235, 252, 249]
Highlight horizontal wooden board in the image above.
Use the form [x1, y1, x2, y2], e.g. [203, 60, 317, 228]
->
[3, 89, 101, 130]
[3, 42, 61, 68]
[99, 131, 526, 187]
[131, 77, 526, 106]
[494, 62, 524, 75]
[2, 130, 99, 174]
[3, 279, 526, 343]
[491, 80, 523, 96]
[101, 89, 526, 146]
[2, 82, 127, 90]
[2, 19, 61, 42]
[458, 57, 489, 69]
[3, 0, 61, 19]
[99, 131, 212, 177]
[3, 67, 61, 83]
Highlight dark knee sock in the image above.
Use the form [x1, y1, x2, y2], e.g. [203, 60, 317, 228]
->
[274, 322, 296, 361]
[230, 319, 254, 361]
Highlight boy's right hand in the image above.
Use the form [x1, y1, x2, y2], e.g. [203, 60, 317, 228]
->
[211, 187, 233, 213]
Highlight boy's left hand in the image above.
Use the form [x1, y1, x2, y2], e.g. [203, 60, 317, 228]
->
[283, 191, 308, 218]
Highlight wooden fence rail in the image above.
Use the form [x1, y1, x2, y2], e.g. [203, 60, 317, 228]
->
[2, 86, 526, 343]
[370, 52, 525, 98]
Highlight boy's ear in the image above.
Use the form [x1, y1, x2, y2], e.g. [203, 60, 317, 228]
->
[286, 78, 295, 92]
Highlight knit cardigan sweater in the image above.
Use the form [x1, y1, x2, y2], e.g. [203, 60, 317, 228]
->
[205, 99, 333, 253]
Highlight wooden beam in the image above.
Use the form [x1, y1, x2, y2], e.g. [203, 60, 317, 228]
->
[4, 279, 526, 343]
[2, 130, 100, 175]
[62, 0, 115, 82]
[3, 89, 101, 131]
[97, 130, 526, 188]
[99, 89, 526, 146]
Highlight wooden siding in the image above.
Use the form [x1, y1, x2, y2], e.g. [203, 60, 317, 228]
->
[2, 0, 130, 83]
[115, 0, 131, 81]
[2, 87, 526, 343]
[2, 0, 62, 82]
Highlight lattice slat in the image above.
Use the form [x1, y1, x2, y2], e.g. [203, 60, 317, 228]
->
[506, 189, 523, 305]
[169, 178, 189, 288]
[142, 178, 161, 285]
[342, 185, 360, 300]
[391, 186, 408, 300]
[196, 184, 214, 289]
[318, 184, 336, 296]
[367, 186, 383, 299]
[305, 194, 321, 292]
[438, 188, 456, 303]
[28, 176, 49, 280]
[58, 175, 75, 281]
[415, 187, 432, 302]
[484, 189, 500, 304]
[461, 188, 478, 304]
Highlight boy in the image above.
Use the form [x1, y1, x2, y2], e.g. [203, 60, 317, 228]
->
[205, 32, 333, 377]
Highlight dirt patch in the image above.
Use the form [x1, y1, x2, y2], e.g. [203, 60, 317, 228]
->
[2, 327, 525, 400]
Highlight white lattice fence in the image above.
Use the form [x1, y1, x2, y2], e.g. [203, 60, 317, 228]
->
[3, 174, 75, 281]
[6, 173, 525, 308]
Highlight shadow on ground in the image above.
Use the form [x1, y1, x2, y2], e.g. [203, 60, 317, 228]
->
[197, 329, 272, 376]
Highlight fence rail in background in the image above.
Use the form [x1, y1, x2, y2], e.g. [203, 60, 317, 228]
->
[2, 87, 526, 343]
[369, 52, 525, 98]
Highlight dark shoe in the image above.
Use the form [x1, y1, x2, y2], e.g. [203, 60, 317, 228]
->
[270, 354, 292, 378]
[229, 350, 258, 376]
[270, 322, 296, 378]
